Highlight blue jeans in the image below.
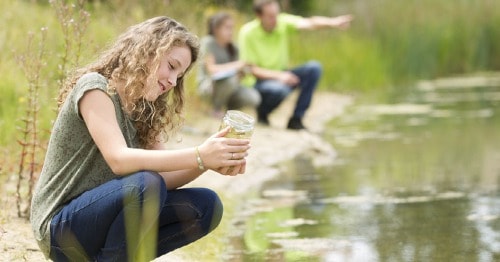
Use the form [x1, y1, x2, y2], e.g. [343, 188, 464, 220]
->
[255, 60, 322, 119]
[49, 171, 223, 261]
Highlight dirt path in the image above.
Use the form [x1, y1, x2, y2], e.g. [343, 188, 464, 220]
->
[0, 91, 352, 261]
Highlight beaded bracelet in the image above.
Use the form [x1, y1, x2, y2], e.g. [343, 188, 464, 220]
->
[195, 146, 205, 170]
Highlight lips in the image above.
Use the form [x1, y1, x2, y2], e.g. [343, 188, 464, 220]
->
[158, 81, 167, 92]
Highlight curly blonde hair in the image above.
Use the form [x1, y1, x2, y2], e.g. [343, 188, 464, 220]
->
[58, 16, 199, 148]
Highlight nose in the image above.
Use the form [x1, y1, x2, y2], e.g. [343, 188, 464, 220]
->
[167, 77, 177, 88]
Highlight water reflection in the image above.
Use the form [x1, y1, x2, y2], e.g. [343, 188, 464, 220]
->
[227, 76, 500, 261]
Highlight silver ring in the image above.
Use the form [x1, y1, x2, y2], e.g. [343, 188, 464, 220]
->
[231, 152, 234, 160]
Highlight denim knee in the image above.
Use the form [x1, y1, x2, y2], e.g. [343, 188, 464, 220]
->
[197, 188, 223, 233]
[122, 171, 167, 205]
[305, 60, 322, 78]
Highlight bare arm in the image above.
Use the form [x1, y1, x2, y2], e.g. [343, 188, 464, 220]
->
[251, 66, 299, 86]
[80, 90, 249, 178]
[151, 129, 249, 189]
[204, 53, 247, 76]
[151, 141, 204, 189]
[296, 14, 353, 30]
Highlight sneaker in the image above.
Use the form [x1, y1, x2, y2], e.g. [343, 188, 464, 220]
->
[287, 117, 306, 130]
[258, 113, 270, 126]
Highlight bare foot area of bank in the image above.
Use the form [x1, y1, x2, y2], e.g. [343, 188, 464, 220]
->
[0, 91, 352, 261]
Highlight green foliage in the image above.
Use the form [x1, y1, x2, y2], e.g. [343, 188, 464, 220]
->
[290, 32, 390, 92]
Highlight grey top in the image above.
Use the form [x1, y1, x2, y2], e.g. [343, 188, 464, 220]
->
[30, 72, 138, 257]
[197, 35, 239, 93]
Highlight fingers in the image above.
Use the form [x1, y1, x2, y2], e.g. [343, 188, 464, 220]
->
[228, 151, 248, 160]
[212, 126, 230, 138]
[217, 166, 231, 175]
[223, 138, 251, 146]
[227, 165, 240, 176]
[202, 129, 252, 171]
[211, 129, 251, 146]
[280, 72, 300, 86]
[286, 73, 300, 86]
[216, 166, 236, 176]
[216, 163, 246, 176]
[236, 162, 246, 174]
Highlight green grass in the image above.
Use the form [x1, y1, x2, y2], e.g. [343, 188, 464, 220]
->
[290, 32, 390, 92]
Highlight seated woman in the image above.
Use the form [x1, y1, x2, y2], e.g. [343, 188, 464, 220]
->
[198, 12, 261, 117]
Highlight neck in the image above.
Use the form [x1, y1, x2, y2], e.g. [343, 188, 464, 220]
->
[214, 36, 228, 47]
[259, 22, 274, 33]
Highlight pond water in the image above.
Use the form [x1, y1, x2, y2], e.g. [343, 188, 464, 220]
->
[226, 75, 500, 261]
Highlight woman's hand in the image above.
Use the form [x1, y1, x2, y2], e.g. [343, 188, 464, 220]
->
[197, 127, 250, 175]
[216, 162, 246, 176]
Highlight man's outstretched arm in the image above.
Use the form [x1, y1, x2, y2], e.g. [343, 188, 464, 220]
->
[296, 14, 354, 30]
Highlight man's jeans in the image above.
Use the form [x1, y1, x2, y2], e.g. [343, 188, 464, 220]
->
[49, 171, 223, 261]
[255, 60, 322, 119]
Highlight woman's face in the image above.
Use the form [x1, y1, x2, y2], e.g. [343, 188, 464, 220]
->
[144, 45, 192, 101]
[214, 17, 234, 44]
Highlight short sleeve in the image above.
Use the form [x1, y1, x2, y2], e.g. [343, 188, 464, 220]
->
[279, 13, 304, 33]
[199, 36, 212, 57]
[71, 72, 110, 119]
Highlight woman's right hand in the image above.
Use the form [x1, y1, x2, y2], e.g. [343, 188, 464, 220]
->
[197, 127, 250, 174]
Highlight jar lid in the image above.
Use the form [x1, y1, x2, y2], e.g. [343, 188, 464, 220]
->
[224, 110, 255, 132]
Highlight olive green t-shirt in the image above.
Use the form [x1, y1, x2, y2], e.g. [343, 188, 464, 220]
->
[30, 72, 138, 257]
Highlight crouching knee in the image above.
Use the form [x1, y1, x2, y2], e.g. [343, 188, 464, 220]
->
[305, 60, 322, 76]
[122, 171, 167, 205]
[201, 188, 224, 233]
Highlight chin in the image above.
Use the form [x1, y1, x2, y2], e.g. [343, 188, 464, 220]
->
[144, 94, 158, 102]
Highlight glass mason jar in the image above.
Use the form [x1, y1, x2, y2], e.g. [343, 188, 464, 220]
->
[219, 110, 255, 139]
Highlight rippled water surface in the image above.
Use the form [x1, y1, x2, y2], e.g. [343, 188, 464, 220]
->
[227, 75, 500, 262]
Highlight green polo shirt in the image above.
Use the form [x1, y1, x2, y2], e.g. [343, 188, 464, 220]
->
[238, 13, 303, 85]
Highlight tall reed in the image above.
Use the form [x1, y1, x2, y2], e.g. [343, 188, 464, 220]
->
[14, 28, 47, 218]
[10, 0, 91, 218]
